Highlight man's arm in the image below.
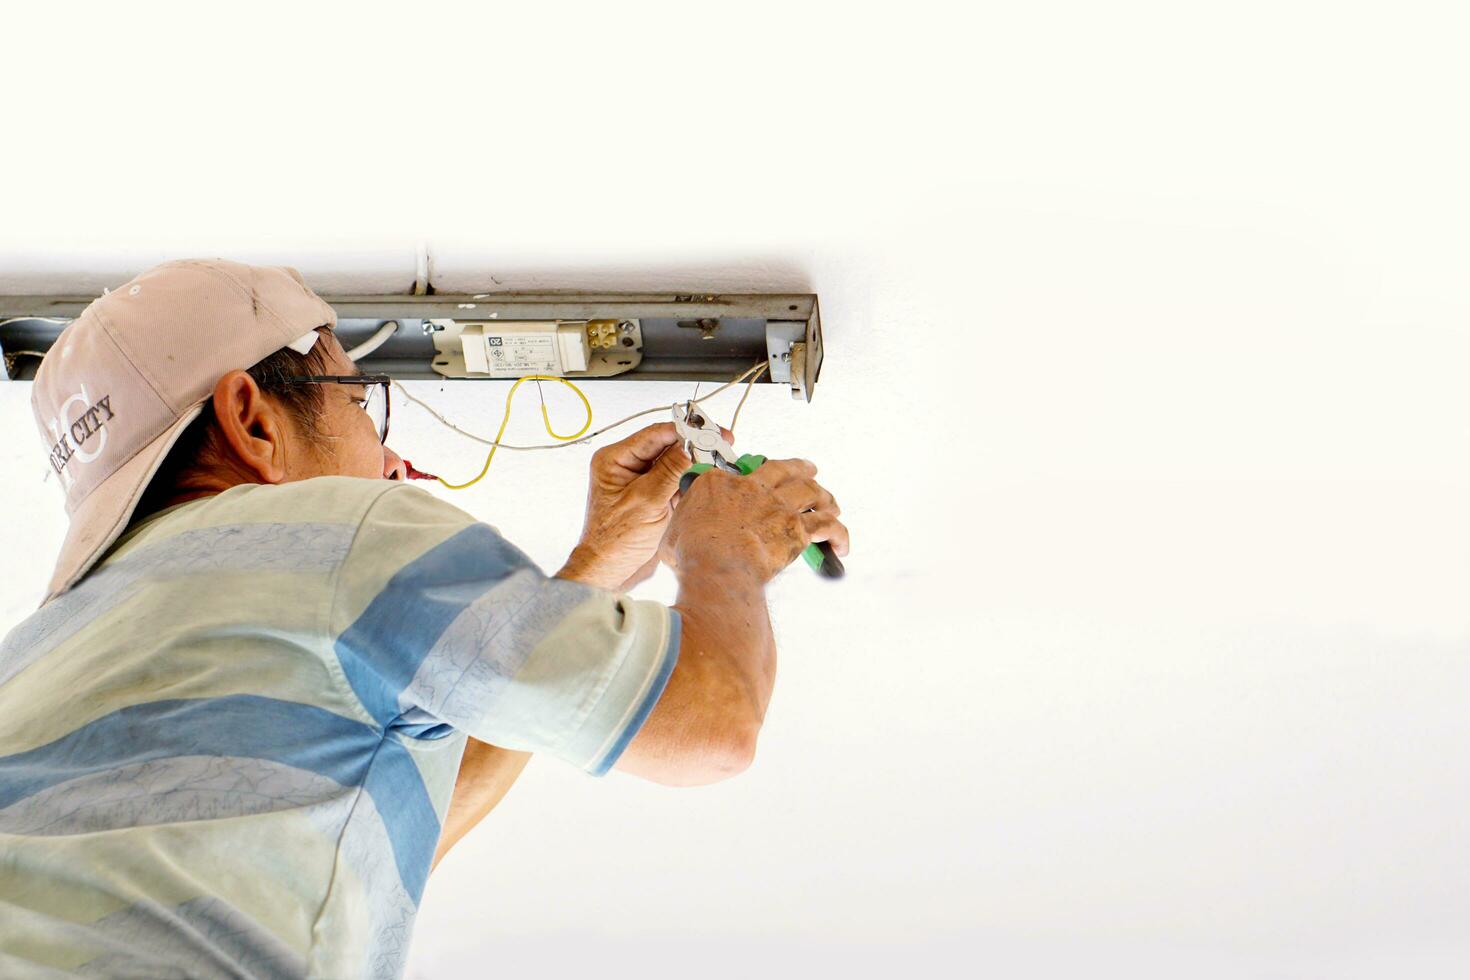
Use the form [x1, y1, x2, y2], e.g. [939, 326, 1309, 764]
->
[433, 739, 531, 870]
[427, 433, 845, 863]
[613, 560, 773, 784]
[431, 554, 656, 872]
[614, 458, 846, 785]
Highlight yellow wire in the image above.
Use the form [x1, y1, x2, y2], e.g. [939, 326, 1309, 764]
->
[437, 375, 593, 490]
[394, 360, 766, 454]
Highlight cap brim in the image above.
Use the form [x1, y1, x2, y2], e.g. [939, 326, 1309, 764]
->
[42, 403, 206, 605]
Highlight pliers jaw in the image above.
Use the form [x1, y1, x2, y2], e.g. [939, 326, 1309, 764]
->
[671, 401, 742, 473]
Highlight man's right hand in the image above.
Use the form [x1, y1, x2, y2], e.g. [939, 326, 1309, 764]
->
[660, 458, 849, 585]
[619, 459, 846, 786]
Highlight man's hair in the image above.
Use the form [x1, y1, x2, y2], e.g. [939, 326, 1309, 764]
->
[134, 327, 338, 520]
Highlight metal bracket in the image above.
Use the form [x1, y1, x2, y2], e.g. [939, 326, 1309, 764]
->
[0, 292, 827, 397]
[764, 302, 822, 403]
[789, 343, 808, 401]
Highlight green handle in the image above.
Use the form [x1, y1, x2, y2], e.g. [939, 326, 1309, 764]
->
[680, 453, 844, 580]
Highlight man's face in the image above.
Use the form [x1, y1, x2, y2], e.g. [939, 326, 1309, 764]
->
[285, 333, 397, 482]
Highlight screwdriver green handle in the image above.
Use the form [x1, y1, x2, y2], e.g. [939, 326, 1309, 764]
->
[679, 453, 845, 580]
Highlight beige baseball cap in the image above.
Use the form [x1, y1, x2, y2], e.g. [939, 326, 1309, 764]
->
[31, 258, 337, 603]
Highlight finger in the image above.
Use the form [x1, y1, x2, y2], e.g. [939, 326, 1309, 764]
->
[814, 485, 841, 518]
[777, 480, 839, 516]
[800, 511, 851, 558]
[631, 441, 694, 496]
[596, 423, 684, 473]
[774, 478, 820, 513]
[752, 457, 818, 486]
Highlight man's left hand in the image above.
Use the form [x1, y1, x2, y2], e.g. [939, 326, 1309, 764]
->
[557, 422, 703, 591]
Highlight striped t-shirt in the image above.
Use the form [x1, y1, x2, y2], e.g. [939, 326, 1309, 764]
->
[0, 476, 680, 978]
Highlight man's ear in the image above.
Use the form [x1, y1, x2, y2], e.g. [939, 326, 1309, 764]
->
[210, 370, 291, 484]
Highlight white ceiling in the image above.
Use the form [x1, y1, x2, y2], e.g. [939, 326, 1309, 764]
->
[4, 2, 1469, 977]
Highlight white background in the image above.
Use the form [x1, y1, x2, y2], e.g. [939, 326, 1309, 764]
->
[3, 2, 1469, 977]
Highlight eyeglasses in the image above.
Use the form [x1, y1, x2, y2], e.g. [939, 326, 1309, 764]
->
[283, 374, 392, 444]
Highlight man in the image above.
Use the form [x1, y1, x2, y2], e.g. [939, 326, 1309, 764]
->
[0, 259, 848, 978]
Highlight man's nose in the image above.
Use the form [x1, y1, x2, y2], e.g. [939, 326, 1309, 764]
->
[382, 446, 409, 481]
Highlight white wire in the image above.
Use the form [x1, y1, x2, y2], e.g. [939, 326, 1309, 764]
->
[0, 316, 71, 329]
[392, 361, 768, 452]
[729, 362, 768, 435]
[346, 320, 400, 361]
[1, 316, 72, 376]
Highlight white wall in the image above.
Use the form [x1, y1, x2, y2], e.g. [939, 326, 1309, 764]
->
[3, 3, 1469, 978]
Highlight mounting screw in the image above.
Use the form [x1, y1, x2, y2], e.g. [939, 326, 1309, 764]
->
[677, 317, 722, 341]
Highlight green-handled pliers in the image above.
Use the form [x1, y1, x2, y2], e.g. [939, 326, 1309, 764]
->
[671, 401, 845, 580]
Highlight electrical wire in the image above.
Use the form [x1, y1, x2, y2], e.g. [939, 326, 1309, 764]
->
[3, 349, 50, 379]
[345, 320, 400, 362]
[728, 362, 768, 436]
[0, 316, 71, 329]
[435, 374, 594, 490]
[1, 317, 72, 374]
[391, 360, 767, 455]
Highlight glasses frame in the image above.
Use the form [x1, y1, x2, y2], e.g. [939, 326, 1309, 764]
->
[283, 374, 392, 444]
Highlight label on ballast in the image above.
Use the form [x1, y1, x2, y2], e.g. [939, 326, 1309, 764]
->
[484, 333, 558, 376]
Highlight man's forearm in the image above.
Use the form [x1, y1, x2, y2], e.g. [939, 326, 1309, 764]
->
[612, 559, 776, 785]
[674, 559, 778, 724]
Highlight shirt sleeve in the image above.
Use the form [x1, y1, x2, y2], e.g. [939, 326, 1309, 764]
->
[328, 483, 680, 775]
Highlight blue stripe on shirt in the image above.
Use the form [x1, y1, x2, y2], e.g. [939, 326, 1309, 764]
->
[333, 524, 531, 728]
[0, 695, 441, 904]
[588, 610, 683, 776]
